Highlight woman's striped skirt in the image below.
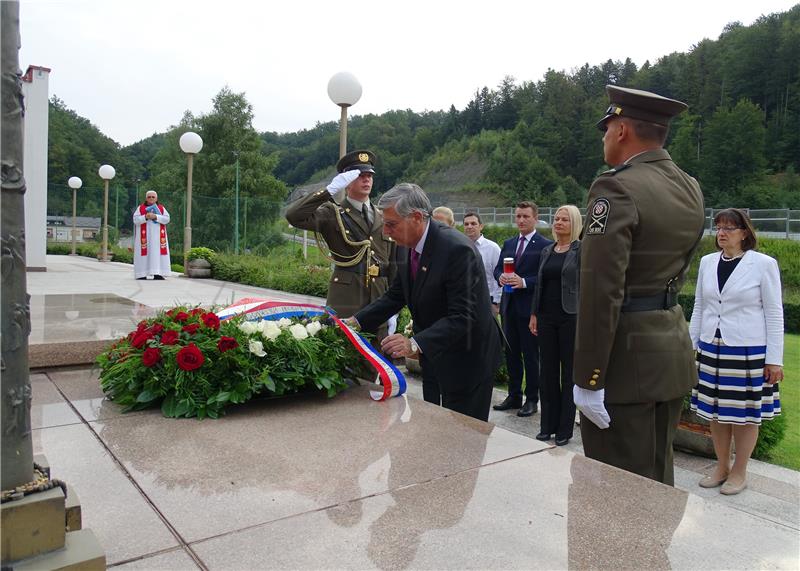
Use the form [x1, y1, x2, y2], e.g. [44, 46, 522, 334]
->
[690, 331, 781, 425]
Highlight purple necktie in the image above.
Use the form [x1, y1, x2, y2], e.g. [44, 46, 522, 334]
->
[410, 249, 420, 280]
[515, 236, 527, 262]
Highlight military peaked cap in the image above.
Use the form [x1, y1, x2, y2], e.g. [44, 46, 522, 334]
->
[597, 85, 688, 131]
[337, 149, 377, 174]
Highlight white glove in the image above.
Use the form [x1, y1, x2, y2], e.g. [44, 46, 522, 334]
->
[326, 170, 362, 195]
[573, 386, 610, 429]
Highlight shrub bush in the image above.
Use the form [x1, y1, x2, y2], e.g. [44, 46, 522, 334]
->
[753, 413, 787, 460]
[187, 247, 216, 262]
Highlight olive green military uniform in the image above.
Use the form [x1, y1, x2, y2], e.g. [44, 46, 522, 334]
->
[285, 185, 395, 338]
[574, 148, 704, 484]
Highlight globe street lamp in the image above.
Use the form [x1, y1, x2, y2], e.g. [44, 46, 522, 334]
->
[179, 131, 203, 270]
[98, 164, 116, 262]
[68, 176, 82, 255]
[327, 71, 362, 158]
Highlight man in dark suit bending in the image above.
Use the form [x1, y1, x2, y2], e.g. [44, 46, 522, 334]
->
[354, 183, 502, 421]
[493, 202, 553, 417]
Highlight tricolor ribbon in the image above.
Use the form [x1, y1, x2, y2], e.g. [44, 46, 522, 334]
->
[216, 298, 405, 401]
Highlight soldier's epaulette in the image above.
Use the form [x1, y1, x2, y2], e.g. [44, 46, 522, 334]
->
[599, 163, 632, 176]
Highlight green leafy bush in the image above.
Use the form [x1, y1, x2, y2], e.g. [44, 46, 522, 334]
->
[754, 413, 787, 460]
[97, 306, 363, 419]
[187, 247, 216, 262]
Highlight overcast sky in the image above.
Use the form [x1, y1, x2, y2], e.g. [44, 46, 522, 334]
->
[18, 0, 798, 146]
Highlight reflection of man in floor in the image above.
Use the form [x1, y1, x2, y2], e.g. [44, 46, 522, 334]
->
[365, 400, 490, 569]
[567, 454, 687, 569]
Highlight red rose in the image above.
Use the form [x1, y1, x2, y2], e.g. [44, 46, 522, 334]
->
[131, 330, 151, 349]
[176, 343, 205, 371]
[149, 323, 164, 335]
[160, 330, 180, 345]
[137, 320, 148, 331]
[217, 336, 238, 353]
[182, 323, 201, 335]
[173, 311, 190, 323]
[191, 308, 205, 316]
[202, 313, 220, 331]
[166, 309, 175, 317]
[142, 347, 161, 367]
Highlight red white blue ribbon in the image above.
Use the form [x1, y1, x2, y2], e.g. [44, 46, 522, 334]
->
[217, 298, 406, 401]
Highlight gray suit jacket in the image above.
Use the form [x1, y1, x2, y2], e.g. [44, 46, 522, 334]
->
[531, 241, 581, 316]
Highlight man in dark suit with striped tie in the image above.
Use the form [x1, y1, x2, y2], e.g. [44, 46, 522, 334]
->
[493, 201, 553, 417]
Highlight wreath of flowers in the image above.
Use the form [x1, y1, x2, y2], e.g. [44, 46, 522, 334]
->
[97, 306, 363, 419]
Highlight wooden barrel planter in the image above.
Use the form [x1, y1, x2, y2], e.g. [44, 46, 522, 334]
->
[185, 258, 212, 279]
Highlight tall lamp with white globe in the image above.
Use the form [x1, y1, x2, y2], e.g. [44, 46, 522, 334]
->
[67, 176, 82, 255]
[98, 164, 116, 262]
[327, 72, 362, 158]
[179, 132, 203, 270]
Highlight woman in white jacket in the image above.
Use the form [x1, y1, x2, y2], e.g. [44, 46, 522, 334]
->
[689, 208, 784, 495]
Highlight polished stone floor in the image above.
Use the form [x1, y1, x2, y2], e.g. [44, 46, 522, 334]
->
[32, 367, 800, 570]
[25, 256, 800, 569]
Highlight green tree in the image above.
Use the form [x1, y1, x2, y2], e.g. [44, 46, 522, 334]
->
[699, 99, 767, 205]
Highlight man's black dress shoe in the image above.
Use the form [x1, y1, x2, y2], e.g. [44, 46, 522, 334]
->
[555, 437, 570, 446]
[517, 400, 537, 417]
[493, 396, 522, 411]
[535, 432, 552, 441]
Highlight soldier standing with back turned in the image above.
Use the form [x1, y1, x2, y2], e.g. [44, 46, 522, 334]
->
[573, 86, 705, 486]
[285, 150, 395, 339]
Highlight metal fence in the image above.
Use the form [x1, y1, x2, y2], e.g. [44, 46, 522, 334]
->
[446, 206, 800, 240]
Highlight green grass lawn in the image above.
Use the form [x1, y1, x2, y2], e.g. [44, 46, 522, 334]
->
[768, 333, 799, 471]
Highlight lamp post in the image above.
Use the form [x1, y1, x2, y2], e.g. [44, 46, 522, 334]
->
[98, 164, 115, 262]
[327, 71, 362, 159]
[233, 150, 240, 254]
[179, 131, 203, 270]
[68, 176, 82, 255]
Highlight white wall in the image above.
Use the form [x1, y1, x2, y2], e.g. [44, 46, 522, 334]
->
[21, 66, 50, 270]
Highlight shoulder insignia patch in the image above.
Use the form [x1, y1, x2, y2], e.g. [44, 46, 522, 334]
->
[586, 198, 611, 235]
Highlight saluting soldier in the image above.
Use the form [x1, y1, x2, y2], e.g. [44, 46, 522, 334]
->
[573, 86, 705, 486]
[285, 150, 396, 338]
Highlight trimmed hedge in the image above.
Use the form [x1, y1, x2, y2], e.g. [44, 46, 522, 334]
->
[210, 252, 330, 298]
[47, 241, 133, 263]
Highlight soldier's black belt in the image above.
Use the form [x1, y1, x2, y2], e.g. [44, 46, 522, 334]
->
[620, 293, 677, 312]
[336, 264, 389, 278]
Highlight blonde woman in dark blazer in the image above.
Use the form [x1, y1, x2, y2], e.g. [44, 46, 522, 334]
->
[529, 205, 582, 446]
[689, 208, 784, 495]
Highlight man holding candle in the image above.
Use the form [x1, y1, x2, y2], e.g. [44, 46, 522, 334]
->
[493, 202, 552, 416]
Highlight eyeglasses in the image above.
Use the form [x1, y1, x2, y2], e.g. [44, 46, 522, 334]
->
[713, 226, 743, 233]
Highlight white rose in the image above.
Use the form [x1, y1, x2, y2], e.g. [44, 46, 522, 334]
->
[289, 323, 309, 340]
[277, 317, 292, 329]
[262, 321, 281, 341]
[248, 339, 266, 357]
[305, 321, 322, 336]
[239, 321, 258, 335]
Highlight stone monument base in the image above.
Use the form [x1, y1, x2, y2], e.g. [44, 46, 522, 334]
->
[1, 454, 105, 570]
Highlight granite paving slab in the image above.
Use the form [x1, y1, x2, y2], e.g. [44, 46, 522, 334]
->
[90, 385, 549, 543]
[192, 449, 800, 570]
[32, 423, 180, 565]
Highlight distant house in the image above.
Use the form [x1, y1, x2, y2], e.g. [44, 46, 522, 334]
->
[46, 216, 100, 243]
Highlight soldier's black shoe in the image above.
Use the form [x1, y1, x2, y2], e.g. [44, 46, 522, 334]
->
[517, 400, 537, 417]
[493, 396, 522, 411]
[535, 432, 552, 441]
[555, 436, 570, 446]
